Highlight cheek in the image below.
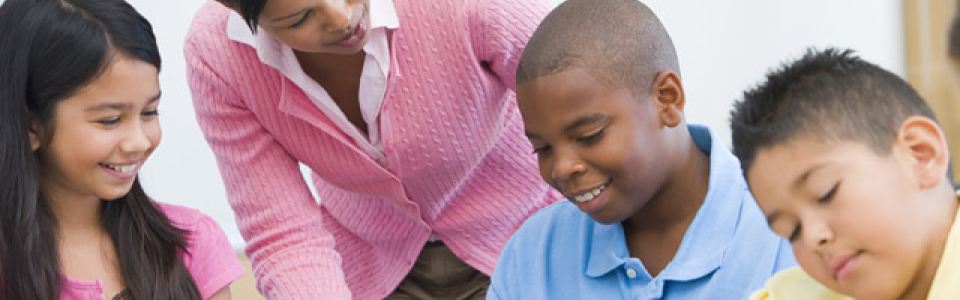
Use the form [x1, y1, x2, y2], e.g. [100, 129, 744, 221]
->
[793, 245, 833, 286]
[537, 158, 554, 186]
[268, 30, 316, 51]
[145, 122, 162, 151]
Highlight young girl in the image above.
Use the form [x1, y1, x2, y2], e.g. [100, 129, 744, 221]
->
[0, 0, 245, 299]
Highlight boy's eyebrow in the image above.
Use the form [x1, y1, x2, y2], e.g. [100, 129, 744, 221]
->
[564, 114, 608, 133]
[793, 163, 827, 190]
[85, 91, 162, 112]
[270, 9, 308, 23]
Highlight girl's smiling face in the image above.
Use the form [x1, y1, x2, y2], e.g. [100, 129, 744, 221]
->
[36, 55, 161, 203]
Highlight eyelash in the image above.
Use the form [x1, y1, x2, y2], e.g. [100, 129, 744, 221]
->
[289, 11, 312, 29]
[532, 145, 551, 155]
[96, 110, 160, 126]
[577, 128, 607, 144]
[531, 127, 608, 156]
[818, 183, 839, 204]
[787, 183, 840, 242]
[787, 223, 803, 241]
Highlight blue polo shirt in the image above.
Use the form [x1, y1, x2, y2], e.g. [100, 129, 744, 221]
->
[487, 125, 796, 300]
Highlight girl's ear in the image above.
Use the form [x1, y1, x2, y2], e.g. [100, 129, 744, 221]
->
[895, 116, 950, 189]
[29, 119, 42, 151]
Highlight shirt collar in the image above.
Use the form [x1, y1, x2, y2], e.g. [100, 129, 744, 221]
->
[584, 125, 748, 282]
[225, 0, 399, 67]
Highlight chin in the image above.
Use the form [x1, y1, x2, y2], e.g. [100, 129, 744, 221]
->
[588, 211, 626, 225]
[98, 186, 134, 201]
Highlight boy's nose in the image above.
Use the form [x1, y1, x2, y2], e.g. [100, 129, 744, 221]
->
[802, 221, 834, 249]
[551, 153, 587, 184]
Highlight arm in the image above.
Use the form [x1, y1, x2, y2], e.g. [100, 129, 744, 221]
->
[474, 0, 555, 92]
[185, 40, 351, 299]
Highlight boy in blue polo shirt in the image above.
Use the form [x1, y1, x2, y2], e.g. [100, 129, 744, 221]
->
[487, 0, 796, 299]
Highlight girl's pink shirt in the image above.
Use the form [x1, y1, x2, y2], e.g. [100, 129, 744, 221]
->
[59, 203, 244, 300]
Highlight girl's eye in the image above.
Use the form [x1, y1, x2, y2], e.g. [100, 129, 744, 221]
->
[142, 109, 159, 116]
[97, 116, 121, 126]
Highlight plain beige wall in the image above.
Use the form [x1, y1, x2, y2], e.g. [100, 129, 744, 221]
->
[232, 253, 265, 300]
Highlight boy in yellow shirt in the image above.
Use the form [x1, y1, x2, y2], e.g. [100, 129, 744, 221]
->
[731, 48, 960, 300]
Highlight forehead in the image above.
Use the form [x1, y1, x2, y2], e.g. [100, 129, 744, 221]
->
[64, 57, 159, 108]
[518, 68, 640, 124]
[747, 136, 884, 195]
[261, 0, 311, 16]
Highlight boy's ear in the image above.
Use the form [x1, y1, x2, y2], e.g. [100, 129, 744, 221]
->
[896, 116, 950, 189]
[652, 71, 685, 128]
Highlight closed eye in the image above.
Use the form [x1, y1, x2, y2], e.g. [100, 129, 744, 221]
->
[819, 183, 839, 204]
[532, 145, 552, 156]
[576, 127, 607, 145]
[288, 11, 312, 29]
[97, 116, 121, 126]
[788, 224, 800, 242]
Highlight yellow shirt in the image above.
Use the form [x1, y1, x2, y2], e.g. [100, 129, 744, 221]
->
[927, 203, 960, 299]
[751, 204, 960, 300]
[748, 267, 852, 300]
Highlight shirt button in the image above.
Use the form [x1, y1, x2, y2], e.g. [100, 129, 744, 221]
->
[625, 268, 638, 279]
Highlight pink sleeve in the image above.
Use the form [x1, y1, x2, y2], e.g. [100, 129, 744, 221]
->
[184, 212, 245, 300]
[184, 32, 351, 299]
[473, 0, 554, 92]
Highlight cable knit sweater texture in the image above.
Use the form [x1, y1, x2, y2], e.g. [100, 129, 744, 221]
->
[184, 0, 559, 298]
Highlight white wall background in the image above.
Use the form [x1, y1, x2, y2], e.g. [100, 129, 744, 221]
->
[120, 0, 903, 248]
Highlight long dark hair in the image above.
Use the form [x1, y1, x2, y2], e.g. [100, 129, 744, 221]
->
[0, 0, 202, 299]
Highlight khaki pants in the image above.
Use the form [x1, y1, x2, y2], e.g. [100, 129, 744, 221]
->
[385, 241, 490, 300]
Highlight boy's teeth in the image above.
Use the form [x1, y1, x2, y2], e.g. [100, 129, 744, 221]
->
[574, 184, 606, 203]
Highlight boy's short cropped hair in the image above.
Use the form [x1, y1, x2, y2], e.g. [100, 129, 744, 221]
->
[950, 2, 960, 60]
[730, 48, 939, 176]
[516, 0, 679, 95]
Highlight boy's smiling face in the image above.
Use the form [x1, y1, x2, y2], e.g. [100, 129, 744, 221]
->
[518, 68, 673, 224]
[746, 118, 954, 300]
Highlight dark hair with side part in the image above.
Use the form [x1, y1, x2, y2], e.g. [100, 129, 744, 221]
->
[0, 0, 202, 298]
[217, 0, 267, 32]
[516, 0, 680, 96]
[730, 48, 940, 179]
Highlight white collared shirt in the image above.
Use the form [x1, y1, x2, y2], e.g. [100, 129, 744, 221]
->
[226, 0, 399, 161]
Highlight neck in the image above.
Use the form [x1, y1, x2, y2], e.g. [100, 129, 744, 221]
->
[43, 184, 102, 232]
[622, 129, 711, 233]
[294, 50, 365, 76]
[900, 187, 960, 300]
